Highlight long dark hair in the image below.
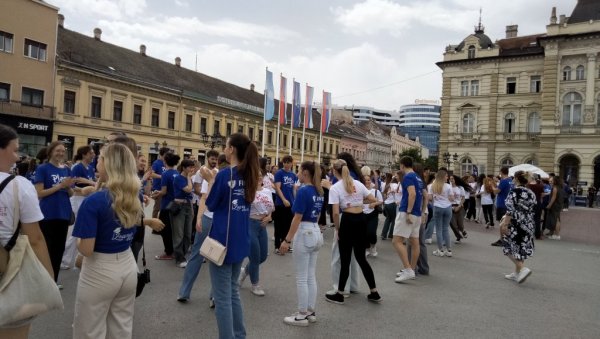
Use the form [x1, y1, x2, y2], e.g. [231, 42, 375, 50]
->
[383, 173, 393, 196]
[452, 175, 472, 193]
[229, 133, 259, 203]
[337, 152, 363, 184]
[73, 145, 92, 162]
[259, 157, 268, 177]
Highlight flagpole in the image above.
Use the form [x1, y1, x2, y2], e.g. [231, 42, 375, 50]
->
[300, 83, 308, 163]
[275, 73, 282, 166]
[318, 90, 324, 163]
[288, 78, 294, 156]
[261, 68, 268, 157]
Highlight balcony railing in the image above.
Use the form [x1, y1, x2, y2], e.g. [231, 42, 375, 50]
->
[527, 131, 541, 140]
[0, 100, 55, 120]
[560, 125, 582, 134]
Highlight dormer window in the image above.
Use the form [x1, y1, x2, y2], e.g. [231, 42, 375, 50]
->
[468, 45, 476, 59]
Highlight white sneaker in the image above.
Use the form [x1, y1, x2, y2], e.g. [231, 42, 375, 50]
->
[177, 261, 188, 268]
[306, 312, 317, 323]
[395, 269, 415, 283]
[424, 238, 432, 244]
[283, 312, 309, 327]
[551, 235, 561, 240]
[432, 249, 445, 257]
[504, 272, 517, 281]
[326, 289, 350, 298]
[516, 267, 532, 284]
[371, 247, 378, 257]
[251, 285, 265, 296]
[238, 266, 248, 285]
[365, 249, 370, 257]
[444, 249, 453, 257]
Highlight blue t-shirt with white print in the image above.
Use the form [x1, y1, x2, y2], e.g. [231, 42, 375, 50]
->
[399, 171, 424, 217]
[274, 169, 297, 206]
[292, 185, 324, 223]
[152, 159, 166, 191]
[71, 162, 95, 187]
[34, 163, 72, 220]
[173, 174, 193, 201]
[160, 169, 179, 210]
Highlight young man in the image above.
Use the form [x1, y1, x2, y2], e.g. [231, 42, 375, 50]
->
[273, 155, 297, 254]
[151, 147, 171, 219]
[491, 167, 511, 247]
[393, 156, 425, 282]
[191, 150, 218, 241]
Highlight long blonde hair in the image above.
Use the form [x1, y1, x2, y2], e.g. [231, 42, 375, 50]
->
[101, 144, 142, 229]
[432, 169, 447, 195]
[333, 159, 354, 194]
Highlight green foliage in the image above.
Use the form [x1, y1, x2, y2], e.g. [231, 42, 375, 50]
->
[394, 148, 438, 172]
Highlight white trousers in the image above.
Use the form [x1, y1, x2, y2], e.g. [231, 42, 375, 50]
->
[73, 249, 137, 339]
[61, 195, 85, 268]
[331, 229, 360, 292]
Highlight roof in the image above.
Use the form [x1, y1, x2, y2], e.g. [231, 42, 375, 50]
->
[329, 123, 369, 142]
[496, 34, 545, 56]
[455, 27, 494, 52]
[568, 0, 600, 24]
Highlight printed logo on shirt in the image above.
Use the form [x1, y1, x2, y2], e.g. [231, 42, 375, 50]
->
[51, 174, 67, 186]
[231, 199, 249, 212]
[283, 176, 295, 186]
[112, 227, 134, 242]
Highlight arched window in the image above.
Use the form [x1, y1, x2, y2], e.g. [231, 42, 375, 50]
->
[501, 158, 514, 168]
[525, 158, 538, 166]
[468, 45, 476, 59]
[563, 66, 571, 81]
[562, 92, 582, 126]
[528, 112, 541, 133]
[462, 113, 474, 133]
[575, 65, 585, 80]
[504, 113, 516, 133]
[461, 158, 474, 176]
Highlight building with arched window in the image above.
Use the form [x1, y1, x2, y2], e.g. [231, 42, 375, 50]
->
[437, 0, 600, 190]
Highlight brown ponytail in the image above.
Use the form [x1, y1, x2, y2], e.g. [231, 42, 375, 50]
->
[229, 133, 259, 203]
[301, 161, 323, 196]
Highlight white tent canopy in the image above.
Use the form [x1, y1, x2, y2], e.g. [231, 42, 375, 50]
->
[508, 164, 550, 179]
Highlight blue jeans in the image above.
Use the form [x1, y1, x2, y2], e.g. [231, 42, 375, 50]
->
[247, 219, 268, 285]
[178, 215, 213, 300]
[210, 261, 246, 339]
[424, 204, 435, 240]
[432, 206, 452, 250]
[293, 222, 323, 312]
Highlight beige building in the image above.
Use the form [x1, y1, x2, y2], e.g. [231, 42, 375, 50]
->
[357, 121, 393, 173]
[437, 0, 600, 189]
[0, 0, 58, 156]
[390, 127, 429, 160]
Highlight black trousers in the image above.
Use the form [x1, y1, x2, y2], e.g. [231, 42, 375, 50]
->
[365, 210, 379, 245]
[39, 219, 69, 282]
[131, 224, 145, 262]
[466, 197, 477, 219]
[159, 208, 174, 255]
[319, 188, 329, 226]
[482, 205, 494, 225]
[533, 203, 542, 238]
[273, 205, 293, 249]
[338, 213, 376, 291]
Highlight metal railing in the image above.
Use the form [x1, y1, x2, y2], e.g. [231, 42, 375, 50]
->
[560, 125, 582, 134]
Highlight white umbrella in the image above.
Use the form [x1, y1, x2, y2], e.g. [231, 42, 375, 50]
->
[508, 164, 549, 179]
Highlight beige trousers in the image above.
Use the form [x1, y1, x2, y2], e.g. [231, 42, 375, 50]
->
[73, 249, 137, 339]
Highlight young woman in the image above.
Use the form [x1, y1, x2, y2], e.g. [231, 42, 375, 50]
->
[545, 176, 565, 240]
[449, 175, 470, 243]
[380, 173, 398, 240]
[325, 159, 381, 305]
[34, 141, 74, 283]
[465, 175, 477, 221]
[204, 133, 259, 339]
[152, 152, 180, 262]
[479, 177, 496, 228]
[280, 161, 325, 326]
[0, 125, 54, 338]
[362, 169, 383, 257]
[72, 143, 142, 338]
[500, 171, 536, 284]
[171, 159, 195, 268]
[239, 168, 274, 296]
[428, 170, 454, 257]
[423, 173, 436, 244]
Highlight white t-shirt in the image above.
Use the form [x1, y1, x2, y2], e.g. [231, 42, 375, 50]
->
[452, 186, 465, 205]
[200, 180, 214, 218]
[266, 173, 276, 194]
[329, 179, 370, 209]
[251, 188, 275, 216]
[192, 171, 203, 205]
[0, 173, 45, 246]
[480, 185, 493, 205]
[382, 183, 398, 204]
[428, 183, 453, 208]
[394, 183, 403, 205]
[363, 188, 383, 214]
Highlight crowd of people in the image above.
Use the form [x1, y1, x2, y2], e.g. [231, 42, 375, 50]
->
[0, 123, 576, 338]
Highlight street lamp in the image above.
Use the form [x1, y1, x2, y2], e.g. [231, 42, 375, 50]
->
[388, 161, 392, 171]
[202, 132, 224, 149]
[443, 152, 459, 169]
[154, 140, 160, 150]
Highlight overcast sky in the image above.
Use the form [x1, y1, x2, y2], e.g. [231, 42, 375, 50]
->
[49, 0, 575, 110]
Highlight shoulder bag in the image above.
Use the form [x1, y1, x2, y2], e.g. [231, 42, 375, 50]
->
[199, 169, 233, 266]
[136, 219, 151, 298]
[374, 190, 383, 214]
[0, 177, 64, 327]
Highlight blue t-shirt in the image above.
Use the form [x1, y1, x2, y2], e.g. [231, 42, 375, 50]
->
[399, 171, 424, 217]
[34, 163, 72, 220]
[71, 162, 95, 187]
[292, 185, 324, 222]
[173, 174, 193, 201]
[496, 178, 512, 209]
[160, 169, 179, 210]
[542, 184, 551, 206]
[151, 159, 166, 191]
[73, 190, 136, 254]
[206, 167, 250, 264]
[274, 169, 297, 206]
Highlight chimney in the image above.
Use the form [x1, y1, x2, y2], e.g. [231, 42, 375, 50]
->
[93, 28, 102, 40]
[58, 14, 64, 27]
[559, 14, 566, 24]
[140, 44, 146, 56]
[250, 84, 255, 92]
[175, 57, 181, 67]
[505, 25, 518, 38]
[550, 7, 557, 24]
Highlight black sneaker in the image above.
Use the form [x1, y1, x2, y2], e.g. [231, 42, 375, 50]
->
[491, 239, 503, 247]
[325, 292, 345, 304]
[462, 231, 468, 238]
[177, 296, 189, 303]
[367, 291, 382, 303]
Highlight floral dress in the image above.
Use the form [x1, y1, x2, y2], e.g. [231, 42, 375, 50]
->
[502, 186, 536, 260]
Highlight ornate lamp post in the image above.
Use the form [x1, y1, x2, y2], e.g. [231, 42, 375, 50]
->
[202, 132, 224, 149]
[443, 152, 459, 173]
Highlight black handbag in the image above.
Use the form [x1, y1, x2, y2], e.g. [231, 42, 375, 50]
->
[136, 242, 150, 298]
[167, 201, 182, 216]
[374, 190, 383, 214]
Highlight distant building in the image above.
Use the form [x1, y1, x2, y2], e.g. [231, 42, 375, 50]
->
[398, 101, 441, 156]
[345, 106, 399, 127]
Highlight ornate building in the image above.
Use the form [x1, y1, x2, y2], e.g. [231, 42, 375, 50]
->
[437, 0, 600, 189]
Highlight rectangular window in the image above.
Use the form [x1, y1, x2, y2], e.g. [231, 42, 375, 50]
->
[24, 39, 47, 61]
[248, 127, 254, 140]
[185, 114, 192, 132]
[22, 87, 43, 106]
[133, 104, 142, 124]
[283, 133, 287, 147]
[530, 76, 541, 93]
[460, 81, 469, 96]
[470, 80, 479, 96]
[0, 31, 14, 53]
[168, 111, 175, 129]
[151, 108, 160, 127]
[506, 77, 516, 94]
[238, 125, 244, 133]
[297, 137, 301, 149]
[330, 143, 333, 154]
[63, 90, 75, 113]
[0, 83, 10, 102]
[336, 145, 339, 154]
[214, 120, 220, 135]
[226, 123, 232, 136]
[113, 100, 123, 121]
[90, 96, 101, 118]
[310, 139, 313, 151]
[258, 129, 263, 143]
[267, 131, 273, 144]
[200, 117, 207, 134]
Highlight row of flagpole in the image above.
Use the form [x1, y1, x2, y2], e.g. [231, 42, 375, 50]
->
[261, 68, 332, 166]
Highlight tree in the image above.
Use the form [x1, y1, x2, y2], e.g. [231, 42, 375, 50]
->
[395, 147, 438, 172]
